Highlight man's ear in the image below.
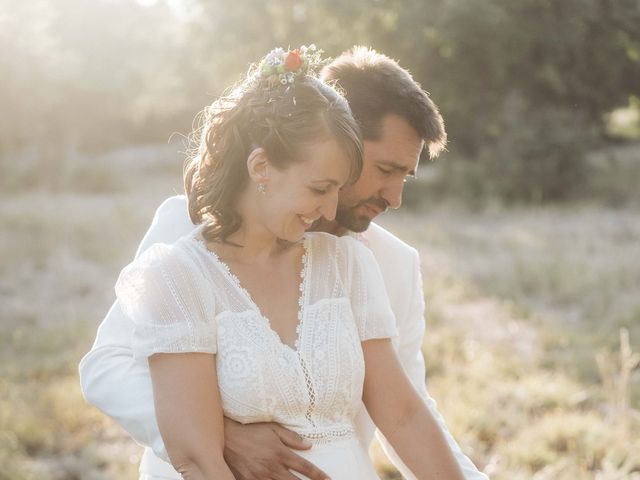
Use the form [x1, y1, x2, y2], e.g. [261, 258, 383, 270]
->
[247, 147, 270, 185]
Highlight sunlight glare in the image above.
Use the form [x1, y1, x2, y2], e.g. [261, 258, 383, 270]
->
[136, 0, 158, 7]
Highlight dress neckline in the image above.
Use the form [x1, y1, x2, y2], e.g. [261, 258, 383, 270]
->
[190, 231, 311, 353]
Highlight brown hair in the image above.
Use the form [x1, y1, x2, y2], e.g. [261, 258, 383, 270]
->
[184, 56, 363, 244]
[321, 46, 447, 159]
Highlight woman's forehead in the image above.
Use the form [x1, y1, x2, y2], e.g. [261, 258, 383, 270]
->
[294, 140, 352, 181]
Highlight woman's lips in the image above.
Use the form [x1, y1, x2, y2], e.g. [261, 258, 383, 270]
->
[298, 215, 316, 228]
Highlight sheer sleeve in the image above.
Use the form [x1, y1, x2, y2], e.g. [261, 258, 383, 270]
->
[115, 242, 217, 361]
[344, 237, 399, 341]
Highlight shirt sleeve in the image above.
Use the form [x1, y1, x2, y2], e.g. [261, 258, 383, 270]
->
[375, 247, 490, 479]
[345, 237, 399, 341]
[115, 241, 217, 361]
[79, 196, 195, 464]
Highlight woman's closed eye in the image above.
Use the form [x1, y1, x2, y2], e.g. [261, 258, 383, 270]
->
[310, 186, 329, 195]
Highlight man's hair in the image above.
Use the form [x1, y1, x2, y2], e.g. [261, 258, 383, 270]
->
[321, 46, 446, 159]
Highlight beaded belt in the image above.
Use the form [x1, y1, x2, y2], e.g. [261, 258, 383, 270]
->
[298, 425, 355, 445]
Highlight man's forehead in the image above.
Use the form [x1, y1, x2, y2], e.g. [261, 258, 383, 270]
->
[380, 159, 417, 175]
[365, 138, 422, 170]
[364, 126, 424, 152]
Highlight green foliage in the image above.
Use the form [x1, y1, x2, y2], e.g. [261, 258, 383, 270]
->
[403, 0, 640, 202]
[1, 0, 639, 201]
[475, 96, 597, 202]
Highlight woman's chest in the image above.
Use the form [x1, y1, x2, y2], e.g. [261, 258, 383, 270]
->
[229, 268, 303, 348]
[213, 299, 365, 419]
[204, 239, 309, 350]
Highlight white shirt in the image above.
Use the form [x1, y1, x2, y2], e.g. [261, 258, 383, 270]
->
[79, 195, 488, 479]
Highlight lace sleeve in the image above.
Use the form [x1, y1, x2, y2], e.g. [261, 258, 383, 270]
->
[115, 242, 217, 360]
[345, 237, 399, 341]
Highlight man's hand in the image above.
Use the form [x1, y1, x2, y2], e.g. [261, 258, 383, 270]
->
[223, 418, 330, 480]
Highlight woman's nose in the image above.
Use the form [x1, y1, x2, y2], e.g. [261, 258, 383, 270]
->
[320, 191, 339, 221]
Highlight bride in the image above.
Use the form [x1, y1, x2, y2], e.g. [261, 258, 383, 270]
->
[115, 46, 464, 480]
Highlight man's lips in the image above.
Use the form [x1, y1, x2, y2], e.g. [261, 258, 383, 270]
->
[363, 203, 384, 217]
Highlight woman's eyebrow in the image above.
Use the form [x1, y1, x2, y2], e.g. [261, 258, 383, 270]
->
[310, 179, 341, 185]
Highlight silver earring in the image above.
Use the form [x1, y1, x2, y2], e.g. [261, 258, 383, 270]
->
[257, 183, 266, 195]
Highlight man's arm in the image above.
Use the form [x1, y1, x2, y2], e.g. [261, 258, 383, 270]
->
[79, 195, 195, 462]
[376, 248, 489, 480]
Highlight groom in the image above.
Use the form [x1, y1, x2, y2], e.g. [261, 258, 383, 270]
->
[80, 46, 488, 480]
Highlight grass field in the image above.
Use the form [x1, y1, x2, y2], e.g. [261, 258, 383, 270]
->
[1, 145, 638, 479]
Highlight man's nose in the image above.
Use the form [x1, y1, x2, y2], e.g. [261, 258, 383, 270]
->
[381, 179, 404, 210]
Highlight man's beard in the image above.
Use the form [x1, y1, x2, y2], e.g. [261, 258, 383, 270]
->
[335, 197, 388, 233]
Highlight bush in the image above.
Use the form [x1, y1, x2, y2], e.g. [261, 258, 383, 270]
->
[403, 94, 601, 207]
[475, 94, 597, 202]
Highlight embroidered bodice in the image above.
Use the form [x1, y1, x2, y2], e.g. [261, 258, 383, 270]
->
[115, 229, 397, 443]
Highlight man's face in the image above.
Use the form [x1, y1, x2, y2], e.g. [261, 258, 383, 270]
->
[335, 114, 424, 232]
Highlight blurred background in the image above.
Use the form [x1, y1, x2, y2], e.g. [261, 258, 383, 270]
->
[1, 0, 639, 478]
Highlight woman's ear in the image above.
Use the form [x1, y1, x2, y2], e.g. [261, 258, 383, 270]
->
[246, 147, 269, 185]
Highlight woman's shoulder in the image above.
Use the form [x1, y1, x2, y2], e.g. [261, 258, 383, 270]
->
[129, 230, 206, 279]
[116, 236, 217, 316]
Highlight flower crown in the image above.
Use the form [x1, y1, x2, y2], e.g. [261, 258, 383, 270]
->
[258, 45, 327, 87]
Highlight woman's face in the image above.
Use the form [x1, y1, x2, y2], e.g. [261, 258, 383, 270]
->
[259, 139, 353, 242]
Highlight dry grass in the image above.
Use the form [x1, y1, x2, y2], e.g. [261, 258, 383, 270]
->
[371, 207, 640, 479]
[1, 146, 638, 479]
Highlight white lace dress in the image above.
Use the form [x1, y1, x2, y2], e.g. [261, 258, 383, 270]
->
[116, 227, 399, 480]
